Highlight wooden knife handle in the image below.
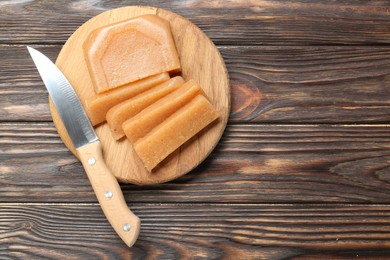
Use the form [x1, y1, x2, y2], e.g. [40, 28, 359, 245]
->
[76, 141, 140, 247]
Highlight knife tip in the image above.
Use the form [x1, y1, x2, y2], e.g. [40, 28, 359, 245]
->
[26, 46, 39, 57]
[26, 46, 42, 62]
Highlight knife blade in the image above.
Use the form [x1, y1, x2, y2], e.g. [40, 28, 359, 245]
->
[27, 46, 140, 247]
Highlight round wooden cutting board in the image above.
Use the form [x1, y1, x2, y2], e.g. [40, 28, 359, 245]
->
[50, 6, 230, 185]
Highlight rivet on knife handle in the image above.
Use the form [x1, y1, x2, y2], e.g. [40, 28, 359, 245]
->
[77, 141, 140, 247]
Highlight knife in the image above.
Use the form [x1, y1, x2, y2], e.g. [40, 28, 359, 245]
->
[27, 46, 141, 247]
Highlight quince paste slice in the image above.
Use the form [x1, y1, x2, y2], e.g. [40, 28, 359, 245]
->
[83, 14, 181, 94]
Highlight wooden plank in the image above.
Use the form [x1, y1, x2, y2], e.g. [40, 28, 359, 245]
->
[1, 123, 389, 203]
[227, 45, 390, 123]
[1, 203, 390, 259]
[2, 45, 390, 123]
[2, 0, 390, 45]
[0, 45, 56, 122]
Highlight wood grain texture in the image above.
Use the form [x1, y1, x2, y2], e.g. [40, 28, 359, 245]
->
[2, 45, 390, 123]
[227, 46, 390, 123]
[2, 0, 390, 45]
[1, 123, 389, 203]
[50, 6, 229, 184]
[2, 203, 390, 259]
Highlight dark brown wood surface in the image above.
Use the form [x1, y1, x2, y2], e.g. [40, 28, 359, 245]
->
[1, 0, 390, 259]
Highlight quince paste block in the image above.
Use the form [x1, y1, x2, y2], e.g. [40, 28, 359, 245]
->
[106, 76, 185, 140]
[123, 79, 204, 144]
[134, 95, 219, 172]
[86, 72, 169, 126]
[83, 14, 181, 94]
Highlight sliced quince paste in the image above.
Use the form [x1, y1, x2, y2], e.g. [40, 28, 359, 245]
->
[106, 76, 185, 140]
[86, 73, 169, 126]
[123, 79, 204, 144]
[133, 95, 219, 172]
[83, 14, 181, 94]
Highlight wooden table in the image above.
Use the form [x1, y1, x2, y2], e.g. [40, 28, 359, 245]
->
[1, 1, 390, 258]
